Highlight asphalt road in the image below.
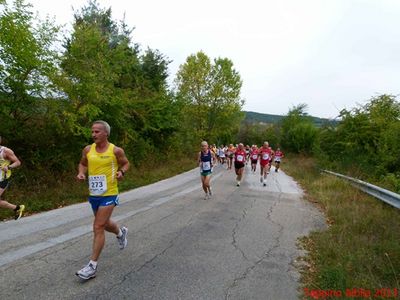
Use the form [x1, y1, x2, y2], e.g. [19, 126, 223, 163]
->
[0, 163, 325, 300]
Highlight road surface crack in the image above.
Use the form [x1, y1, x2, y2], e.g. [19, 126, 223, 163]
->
[225, 195, 284, 300]
[99, 216, 196, 297]
[231, 197, 256, 262]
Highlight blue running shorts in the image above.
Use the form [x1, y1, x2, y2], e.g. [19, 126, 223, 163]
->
[88, 195, 119, 212]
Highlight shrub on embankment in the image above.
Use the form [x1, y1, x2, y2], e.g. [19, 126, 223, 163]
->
[316, 94, 400, 193]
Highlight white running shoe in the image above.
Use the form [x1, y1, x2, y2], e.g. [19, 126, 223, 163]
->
[237, 181, 240, 186]
[117, 227, 128, 249]
[76, 263, 97, 280]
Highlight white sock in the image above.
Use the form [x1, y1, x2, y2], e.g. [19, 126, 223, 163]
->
[89, 260, 98, 269]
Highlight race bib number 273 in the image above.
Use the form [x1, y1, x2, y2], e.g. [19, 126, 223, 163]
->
[89, 175, 108, 195]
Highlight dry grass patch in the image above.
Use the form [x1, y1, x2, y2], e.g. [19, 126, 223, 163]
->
[284, 154, 400, 298]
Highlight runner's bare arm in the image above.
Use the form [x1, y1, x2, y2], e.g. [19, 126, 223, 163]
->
[114, 146, 129, 180]
[3, 148, 21, 171]
[212, 152, 217, 165]
[77, 146, 90, 181]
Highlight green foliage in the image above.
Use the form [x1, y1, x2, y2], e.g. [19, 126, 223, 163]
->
[57, 0, 183, 163]
[0, 0, 64, 171]
[0, 0, 59, 98]
[280, 104, 318, 153]
[175, 51, 244, 146]
[317, 94, 400, 191]
[236, 122, 279, 148]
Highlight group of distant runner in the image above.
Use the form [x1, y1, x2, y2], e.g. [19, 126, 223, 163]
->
[197, 140, 284, 199]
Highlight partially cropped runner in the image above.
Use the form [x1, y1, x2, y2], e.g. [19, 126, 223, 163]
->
[218, 145, 226, 165]
[274, 147, 284, 172]
[0, 136, 25, 220]
[234, 143, 246, 186]
[259, 141, 273, 186]
[198, 141, 216, 200]
[76, 120, 130, 280]
[226, 144, 235, 170]
[245, 145, 251, 164]
[268, 146, 275, 173]
[250, 145, 259, 173]
[211, 144, 217, 165]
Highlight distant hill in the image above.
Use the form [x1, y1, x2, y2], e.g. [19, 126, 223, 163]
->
[244, 111, 338, 127]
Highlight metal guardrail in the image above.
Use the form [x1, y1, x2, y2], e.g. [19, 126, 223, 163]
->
[322, 170, 400, 209]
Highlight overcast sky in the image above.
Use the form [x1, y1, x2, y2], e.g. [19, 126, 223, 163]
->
[24, 0, 400, 118]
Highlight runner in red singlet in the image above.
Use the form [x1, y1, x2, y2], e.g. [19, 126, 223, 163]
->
[250, 145, 259, 173]
[259, 141, 272, 186]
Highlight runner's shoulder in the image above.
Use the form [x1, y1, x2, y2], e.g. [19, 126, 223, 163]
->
[83, 145, 92, 154]
[1, 146, 12, 155]
[113, 145, 126, 156]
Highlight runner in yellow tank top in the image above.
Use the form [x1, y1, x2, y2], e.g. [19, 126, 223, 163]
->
[87, 143, 119, 196]
[76, 121, 130, 280]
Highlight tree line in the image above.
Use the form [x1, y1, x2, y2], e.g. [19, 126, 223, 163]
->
[0, 0, 244, 183]
[239, 95, 400, 193]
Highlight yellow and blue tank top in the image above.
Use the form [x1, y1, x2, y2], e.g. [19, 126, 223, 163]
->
[87, 143, 118, 196]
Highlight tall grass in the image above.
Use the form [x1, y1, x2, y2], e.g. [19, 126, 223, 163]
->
[284, 154, 400, 298]
[0, 155, 195, 221]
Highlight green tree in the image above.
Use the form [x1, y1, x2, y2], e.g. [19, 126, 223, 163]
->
[281, 104, 318, 153]
[175, 51, 244, 146]
[60, 0, 182, 163]
[237, 122, 280, 148]
[0, 0, 62, 170]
